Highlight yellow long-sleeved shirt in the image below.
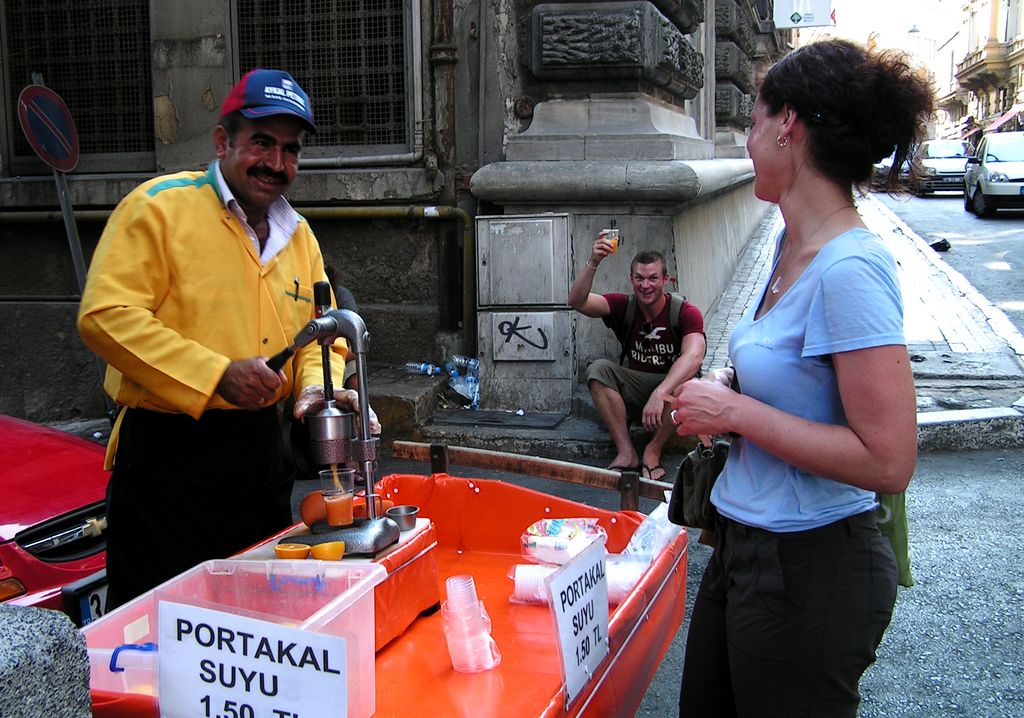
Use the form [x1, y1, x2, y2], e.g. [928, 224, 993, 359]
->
[78, 165, 347, 424]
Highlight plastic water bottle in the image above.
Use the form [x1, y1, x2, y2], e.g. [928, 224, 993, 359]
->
[449, 354, 480, 376]
[446, 355, 481, 409]
[448, 373, 473, 401]
[404, 362, 442, 375]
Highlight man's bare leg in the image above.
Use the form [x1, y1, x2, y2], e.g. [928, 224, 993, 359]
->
[640, 404, 675, 481]
[589, 379, 640, 469]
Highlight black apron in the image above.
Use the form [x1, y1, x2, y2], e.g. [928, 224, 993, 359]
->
[104, 407, 291, 609]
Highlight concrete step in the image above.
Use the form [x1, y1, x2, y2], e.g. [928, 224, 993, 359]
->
[47, 364, 1024, 457]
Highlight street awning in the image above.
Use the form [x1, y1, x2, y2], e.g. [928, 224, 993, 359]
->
[984, 104, 1024, 133]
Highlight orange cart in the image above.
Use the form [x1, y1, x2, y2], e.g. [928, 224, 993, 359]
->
[89, 444, 686, 718]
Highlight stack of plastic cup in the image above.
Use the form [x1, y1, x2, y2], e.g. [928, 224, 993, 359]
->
[441, 574, 501, 673]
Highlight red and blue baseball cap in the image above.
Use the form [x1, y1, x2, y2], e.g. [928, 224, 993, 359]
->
[221, 69, 316, 133]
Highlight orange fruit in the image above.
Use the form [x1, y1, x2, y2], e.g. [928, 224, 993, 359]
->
[310, 541, 345, 561]
[299, 490, 327, 527]
[275, 543, 311, 559]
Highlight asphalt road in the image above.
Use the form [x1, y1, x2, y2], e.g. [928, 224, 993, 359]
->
[875, 190, 1024, 338]
[290, 448, 1024, 717]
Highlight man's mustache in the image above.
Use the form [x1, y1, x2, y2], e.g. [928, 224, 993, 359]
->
[249, 167, 288, 184]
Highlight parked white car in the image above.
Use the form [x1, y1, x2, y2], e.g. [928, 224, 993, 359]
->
[910, 139, 970, 195]
[964, 131, 1024, 217]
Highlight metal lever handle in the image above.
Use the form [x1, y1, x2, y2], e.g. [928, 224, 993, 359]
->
[266, 345, 295, 372]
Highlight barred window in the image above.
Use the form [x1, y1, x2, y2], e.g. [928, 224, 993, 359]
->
[2, 0, 153, 174]
[236, 0, 411, 156]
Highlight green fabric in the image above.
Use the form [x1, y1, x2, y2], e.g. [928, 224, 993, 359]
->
[876, 492, 913, 588]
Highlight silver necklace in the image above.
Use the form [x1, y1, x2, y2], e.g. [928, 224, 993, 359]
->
[768, 204, 853, 296]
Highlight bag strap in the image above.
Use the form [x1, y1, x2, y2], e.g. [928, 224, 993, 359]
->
[618, 294, 637, 365]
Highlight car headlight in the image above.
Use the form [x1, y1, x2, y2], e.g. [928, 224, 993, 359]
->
[989, 171, 1009, 182]
[923, 166, 937, 176]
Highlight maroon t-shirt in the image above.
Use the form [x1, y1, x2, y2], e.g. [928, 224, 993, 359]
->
[601, 293, 705, 373]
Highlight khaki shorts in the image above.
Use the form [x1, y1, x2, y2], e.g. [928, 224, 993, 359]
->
[586, 358, 666, 420]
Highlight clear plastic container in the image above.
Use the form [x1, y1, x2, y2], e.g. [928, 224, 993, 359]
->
[441, 575, 501, 673]
[82, 560, 386, 718]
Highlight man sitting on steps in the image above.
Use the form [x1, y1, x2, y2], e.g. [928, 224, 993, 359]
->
[568, 233, 706, 481]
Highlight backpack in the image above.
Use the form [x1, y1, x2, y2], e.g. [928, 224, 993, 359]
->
[618, 292, 685, 366]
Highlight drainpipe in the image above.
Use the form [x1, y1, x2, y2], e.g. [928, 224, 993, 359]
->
[431, 0, 457, 176]
[1, 204, 477, 354]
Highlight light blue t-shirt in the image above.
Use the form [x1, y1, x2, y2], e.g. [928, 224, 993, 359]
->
[712, 226, 906, 531]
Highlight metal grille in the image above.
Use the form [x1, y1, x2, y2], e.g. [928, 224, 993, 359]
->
[4, 0, 153, 161]
[237, 0, 408, 151]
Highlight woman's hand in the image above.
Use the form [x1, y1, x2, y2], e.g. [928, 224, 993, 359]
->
[670, 375, 736, 439]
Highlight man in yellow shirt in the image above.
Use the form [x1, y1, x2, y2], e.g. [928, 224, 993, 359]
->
[78, 69, 362, 607]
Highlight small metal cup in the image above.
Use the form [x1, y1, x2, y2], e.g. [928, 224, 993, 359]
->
[386, 505, 420, 531]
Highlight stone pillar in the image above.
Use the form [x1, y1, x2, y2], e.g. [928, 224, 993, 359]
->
[713, 0, 755, 157]
[472, 0, 771, 416]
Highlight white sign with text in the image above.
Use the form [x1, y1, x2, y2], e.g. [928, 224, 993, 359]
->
[158, 601, 347, 718]
[773, 0, 832, 28]
[546, 540, 610, 707]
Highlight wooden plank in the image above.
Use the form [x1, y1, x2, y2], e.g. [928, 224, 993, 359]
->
[392, 440, 671, 509]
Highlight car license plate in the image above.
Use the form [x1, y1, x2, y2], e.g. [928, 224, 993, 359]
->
[62, 569, 108, 626]
[1019, 187, 1024, 195]
[77, 582, 108, 625]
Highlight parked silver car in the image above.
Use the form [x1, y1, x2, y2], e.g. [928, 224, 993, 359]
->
[964, 131, 1024, 217]
[910, 139, 971, 195]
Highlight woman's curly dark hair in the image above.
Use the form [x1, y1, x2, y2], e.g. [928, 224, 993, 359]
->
[759, 39, 935, 192]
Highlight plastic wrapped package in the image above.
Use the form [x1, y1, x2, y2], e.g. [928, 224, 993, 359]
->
[622, 500, 682, 562]
[520, 517, 606, 565]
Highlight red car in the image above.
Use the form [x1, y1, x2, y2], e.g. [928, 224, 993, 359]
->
[0, 414, 109, 624]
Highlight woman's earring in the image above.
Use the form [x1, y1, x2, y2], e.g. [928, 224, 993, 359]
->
[776, 135, 789, 148]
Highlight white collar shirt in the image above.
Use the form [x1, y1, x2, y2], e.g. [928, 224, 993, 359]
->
[214, 161, 299, 264]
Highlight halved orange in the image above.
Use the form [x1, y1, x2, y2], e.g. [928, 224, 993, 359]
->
[310, 541, 346, 561]
[275, 543, 311, 559]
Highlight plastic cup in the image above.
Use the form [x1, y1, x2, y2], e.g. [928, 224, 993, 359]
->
[602, 228, 620, 253]
[319, 467, 355, 527]
[445, 574, 480, 611]
[441, 574, 501, 672]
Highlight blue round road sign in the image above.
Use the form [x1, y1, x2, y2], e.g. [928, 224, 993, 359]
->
[17, 85, 79, 172]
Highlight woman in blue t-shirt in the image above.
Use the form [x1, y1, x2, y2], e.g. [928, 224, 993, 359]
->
[669, 39, 933, 717]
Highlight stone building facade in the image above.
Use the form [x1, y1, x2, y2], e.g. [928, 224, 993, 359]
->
[0, 0, 786, 423]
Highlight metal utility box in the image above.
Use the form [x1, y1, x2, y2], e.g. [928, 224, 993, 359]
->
[475, 213, 574, 412]
[476, 214, 571, 308]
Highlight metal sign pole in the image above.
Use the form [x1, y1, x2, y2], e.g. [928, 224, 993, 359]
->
[21, 73, 115, 423]
[53, 169, 89, 294]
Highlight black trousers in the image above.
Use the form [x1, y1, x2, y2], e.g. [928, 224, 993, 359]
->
[105, 407, 292, 609]
[679, 511, 897, 718]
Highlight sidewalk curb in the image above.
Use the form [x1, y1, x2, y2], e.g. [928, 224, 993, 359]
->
[917, 406, 1024, 451]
